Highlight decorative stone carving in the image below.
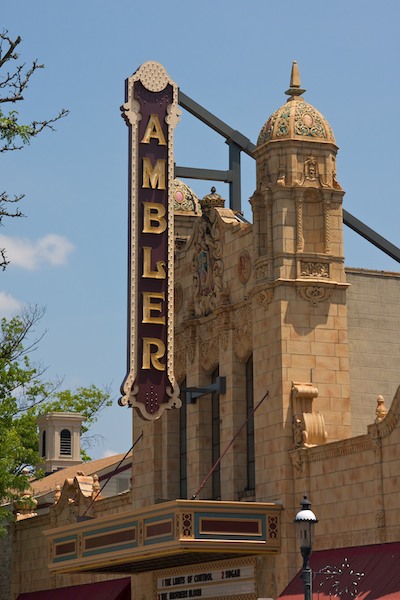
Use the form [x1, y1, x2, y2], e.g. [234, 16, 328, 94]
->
[49, 472, 100, 526]
[369, 385, 400, 439]
[185, 326, 196, 364]
[295, 192, 304, 252]
[191, 208, 229, 317]
[237, 250, 252, 284]
[300, 261, 330, 278]
[174, 283, 183, 314]
[255, 288, 274, 311]
[255, 260, 271, 282]
[375, 395, 387, 422]
[293, 411, 328, 448]
[54, 484, 61, 504]
[290, 449, 306, 478]
[376, 510, 385, 528]
[199, 320, 219, 373]
[232, 304, 253, 361]
[297, 285, 331, 306]
[323, 191, 331, 252]
[296, 155, 329, 188]
[174, 329, 189, 382]
[174, 349, 186, 384]
[292, 382, 327, 449]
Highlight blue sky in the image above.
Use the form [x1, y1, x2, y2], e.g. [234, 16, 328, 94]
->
[1, 0, 399, 459]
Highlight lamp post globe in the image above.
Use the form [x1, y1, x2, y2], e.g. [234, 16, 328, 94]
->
[294, 496, 318, 600]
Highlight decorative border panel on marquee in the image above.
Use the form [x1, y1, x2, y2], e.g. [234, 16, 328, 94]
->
[45, 500, 281, 575]
[119, 61, 181, 420]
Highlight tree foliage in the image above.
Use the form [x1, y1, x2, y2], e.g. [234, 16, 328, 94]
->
[0, 306, 112, 530]
[0, 30, 69, 268]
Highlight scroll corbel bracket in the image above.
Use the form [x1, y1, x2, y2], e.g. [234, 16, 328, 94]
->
[291, 382, 327, 448]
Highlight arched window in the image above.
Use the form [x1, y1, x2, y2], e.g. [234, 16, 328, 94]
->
[246, 356, 255, 492]
[60, 429, 72, 456]
[41, 430, 46, 458]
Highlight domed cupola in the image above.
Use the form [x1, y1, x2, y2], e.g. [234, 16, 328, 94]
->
[250, 61, 346, 288]
[257, 61, 336, 147]
[253, 61, 341, 192]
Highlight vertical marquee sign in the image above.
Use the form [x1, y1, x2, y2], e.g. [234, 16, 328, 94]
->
[119, 62, 181, 420]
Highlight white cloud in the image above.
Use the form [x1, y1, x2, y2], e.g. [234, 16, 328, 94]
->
[0, 292, 22, 316]
[102, 449, 119, 459]
[0, 234, 75, 270]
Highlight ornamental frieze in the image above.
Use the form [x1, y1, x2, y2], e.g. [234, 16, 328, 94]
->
[255, 258, 272, 283]
[300, 261, 330, 278]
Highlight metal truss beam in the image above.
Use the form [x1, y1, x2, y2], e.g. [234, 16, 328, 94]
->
[177, 90, 399, 264]
[343, 209, 400, 264]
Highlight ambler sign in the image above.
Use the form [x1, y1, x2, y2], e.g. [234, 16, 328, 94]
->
[119, 61, 181, 420]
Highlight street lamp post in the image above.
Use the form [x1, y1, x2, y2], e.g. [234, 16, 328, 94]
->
[294, 496, 318, 600]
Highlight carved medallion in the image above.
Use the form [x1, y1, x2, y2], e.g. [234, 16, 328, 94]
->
[237, 250, 252, 284]
[297, 285, 331, 307]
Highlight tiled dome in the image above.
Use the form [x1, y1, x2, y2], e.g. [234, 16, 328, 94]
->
[257, 62, 336, 147]
[172, 179, 202, 215]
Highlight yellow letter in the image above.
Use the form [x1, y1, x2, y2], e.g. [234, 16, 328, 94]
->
[142, 292, 165, 324]
[143, 247, 166, 279]
[143, 202, 167, 234]
[141, 114, 167, 145]
[142, 337, 166, 371]
[142, 158, 166, 189]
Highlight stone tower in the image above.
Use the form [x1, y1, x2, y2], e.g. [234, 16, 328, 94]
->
[249, 60, 351, 590]
[37, 412, 84, 473]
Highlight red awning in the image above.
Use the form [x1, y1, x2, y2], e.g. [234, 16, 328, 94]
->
[279, 543, 400, 600]
[17, 578, 131, 600]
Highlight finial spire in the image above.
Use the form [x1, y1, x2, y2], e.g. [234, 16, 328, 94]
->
[285, 61, 306, 99]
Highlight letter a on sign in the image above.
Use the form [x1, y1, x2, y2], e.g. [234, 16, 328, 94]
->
[119, 62, 181, 420]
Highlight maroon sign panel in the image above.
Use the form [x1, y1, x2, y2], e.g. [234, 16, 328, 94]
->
[119, 62, 181, 420]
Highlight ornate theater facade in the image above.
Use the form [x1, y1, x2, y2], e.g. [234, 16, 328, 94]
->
[5, 61, 400, 600]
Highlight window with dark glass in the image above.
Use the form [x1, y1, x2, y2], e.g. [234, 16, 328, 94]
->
[60, 429, 72, 456]
[246, 356, 255, 491]
[41, 430, 46, 458]
[179, 378, 187, 499]
[211, 367, 221, 500]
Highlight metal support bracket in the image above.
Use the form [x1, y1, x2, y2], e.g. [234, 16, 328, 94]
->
[180, 376, 226, 404]
[176, 90, 399, 264]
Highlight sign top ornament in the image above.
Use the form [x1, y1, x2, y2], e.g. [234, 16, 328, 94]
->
[119, 62, 181, 420]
